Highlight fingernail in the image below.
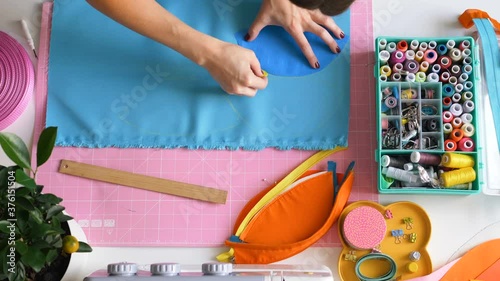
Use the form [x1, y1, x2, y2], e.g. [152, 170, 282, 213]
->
[261, 70, 268, 77]
[244, 33, 250, 41]
[315, 61, 320, 69]
[336, 46, 341, 53]
[340, 32, 345, 39]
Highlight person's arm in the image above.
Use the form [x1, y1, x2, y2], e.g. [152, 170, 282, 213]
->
[87, 0, 267, 97]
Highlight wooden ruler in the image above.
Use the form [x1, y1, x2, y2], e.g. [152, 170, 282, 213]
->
[58, 160, 227, 204]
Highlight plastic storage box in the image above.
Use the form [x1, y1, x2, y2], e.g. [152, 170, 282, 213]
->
[375, 36, 481, 194]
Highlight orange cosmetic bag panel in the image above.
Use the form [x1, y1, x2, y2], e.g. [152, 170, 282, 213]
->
[217, 149, 354, 264]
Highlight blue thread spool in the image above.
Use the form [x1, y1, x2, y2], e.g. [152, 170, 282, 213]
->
[437, 44, 448, 55]
[442, 84, 455, 97]
[462, 64, 473, 75]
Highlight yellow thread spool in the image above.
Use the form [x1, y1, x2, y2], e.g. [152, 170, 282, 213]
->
[380, 65, 392, 77]
[440, 152, 475, 168]
[441, 167, 476, 187]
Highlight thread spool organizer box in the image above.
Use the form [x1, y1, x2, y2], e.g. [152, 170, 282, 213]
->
[374, 36, 483, 194]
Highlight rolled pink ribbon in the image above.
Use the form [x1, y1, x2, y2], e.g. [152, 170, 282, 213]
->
[0, 31, 34, 130]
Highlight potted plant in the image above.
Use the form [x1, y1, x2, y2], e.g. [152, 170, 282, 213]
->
[0, 127, 92, 281]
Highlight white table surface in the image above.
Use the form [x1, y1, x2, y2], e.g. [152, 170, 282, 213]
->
[1, 0, 500, 280]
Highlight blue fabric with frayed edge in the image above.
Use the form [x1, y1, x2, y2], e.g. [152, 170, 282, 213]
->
[47, 0, 350, 150]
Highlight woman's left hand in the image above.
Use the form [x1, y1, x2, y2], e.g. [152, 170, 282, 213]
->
[246, 0, 345, 69]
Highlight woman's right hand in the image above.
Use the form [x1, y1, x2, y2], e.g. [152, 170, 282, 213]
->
[201, 41, 268, 97]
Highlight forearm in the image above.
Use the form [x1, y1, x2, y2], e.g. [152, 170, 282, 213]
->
[86, 0, 220, 66]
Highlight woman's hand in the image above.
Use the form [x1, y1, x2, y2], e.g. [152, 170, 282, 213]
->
[201, 41, 268, 97]
[246, 0, 345, 69]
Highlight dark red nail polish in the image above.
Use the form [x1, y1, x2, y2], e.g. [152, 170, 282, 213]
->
[336, 46, 341, 53]
[244, 33, 250, 41]
[315, 61, 320, 69]
[340, 32, 345, 39]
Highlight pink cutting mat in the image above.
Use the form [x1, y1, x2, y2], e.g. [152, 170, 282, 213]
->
[33, 1, 376, 247]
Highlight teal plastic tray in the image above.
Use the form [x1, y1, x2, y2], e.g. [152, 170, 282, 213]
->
[375, 36, 482, 194]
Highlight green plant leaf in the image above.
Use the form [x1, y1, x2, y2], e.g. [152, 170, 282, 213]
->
[14, 196, 35, 211]
[36, 127, 57, 168]
[0, 221, 11, 233]
[76, 241, 93, 252]
[35, 185, 44, 194]
[14, 186, 30, 197]
[46, 205, 65, 220]
[21, 247, 45, 273]
[12, 262, 25, 281]
[56, 213, 74, 222]
[37, 193, 63, 204]
[0, 133, 31, 170]
[29, 209, 44, 224]
[45, 249, 58, 265]
[15, 240, 28, 255]
[15, 169, 36, 191]
[0, 166, 7, 187]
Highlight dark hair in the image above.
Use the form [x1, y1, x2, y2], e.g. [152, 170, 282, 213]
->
[290, 0, 355, 16]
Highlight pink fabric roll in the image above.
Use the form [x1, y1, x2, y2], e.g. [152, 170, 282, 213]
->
[0, 31, 34, 130]
[342, 206, 387, 250]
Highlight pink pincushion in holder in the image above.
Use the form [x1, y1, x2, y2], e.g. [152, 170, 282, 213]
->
[342, 206, 387, 250]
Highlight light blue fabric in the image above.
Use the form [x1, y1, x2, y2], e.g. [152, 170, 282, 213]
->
[235, 26, 349, 76]
[47, 0, 351, 150]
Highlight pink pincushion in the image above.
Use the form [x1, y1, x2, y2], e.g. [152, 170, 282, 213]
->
[342, 206, 386, 249]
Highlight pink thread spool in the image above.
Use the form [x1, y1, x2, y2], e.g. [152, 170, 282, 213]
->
[390, 50, 406, 66]
[423, 49, 437, 64]
[342, 206, 386, 250]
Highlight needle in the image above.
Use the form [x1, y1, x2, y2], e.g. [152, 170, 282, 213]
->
[20, 19, 37, 58]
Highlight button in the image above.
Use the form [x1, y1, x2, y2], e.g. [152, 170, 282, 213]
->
[151, 263, 181, 276]
[202, 262, 233, 275]
[107, 263, 138, 276]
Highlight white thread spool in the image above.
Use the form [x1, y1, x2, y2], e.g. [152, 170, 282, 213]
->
[463, 56, 473, 65]
[428, 41, 437, 50]
[459, 73, 469, 83]
[463, 81, 473, 91]
[382, 167, 419, 183]
[387, 42, 397, 53]
[452, 117, 463, 129]
[431, 64, 441, 73]
[379, 50, 390, 64]
[404, 163, 415, 171]
[410, 40, 419, 51]
[461, 113, 473, 124]
[419, 42, 428, 52]
[440, 72, 450, 82]
[463, 100, 475, 112]
[454, 83, 464, 93]
[446, 39, 456, 49]
[380, 74, 388, 82]
[379, 38, 388, 50]
[405, 73, 416, 82]
[443, 123, 453, 134]
[452, 93, 462, 103]
[393, 63, 403, 73]
[391, 73, 402, 81]
[462, 48, 471, 58]
[451, 65, 461, 76]
[449, 76, 458, 85]
[405, 50, 415, 61]
[426, 73, 439, 82]
[463, 64, 473, 75]
[450, 103, 463, 116]
[449, 48, 462, 62]
[461, 123, 475, 137]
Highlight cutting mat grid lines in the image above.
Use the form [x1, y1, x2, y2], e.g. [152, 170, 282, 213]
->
[35, 0, 376, 247]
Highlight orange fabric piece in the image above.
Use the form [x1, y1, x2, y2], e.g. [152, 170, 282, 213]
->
[440, 239, 500, 281]
[225, 171, 354, 264]
[476, 259, 500, 281]
[459, 9, 500, 30]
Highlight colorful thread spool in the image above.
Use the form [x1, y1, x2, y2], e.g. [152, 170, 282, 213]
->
[411, 151, 441, 166]
[424, 49, 437, 64]
[458, 137, 475, 152]
[392, 62, 403, 74]
[383, 167, 419, 183]
[379, 38, 388, 50]
[463, 81, 473, 91]
[404, 60, 419, 73]
[419, 42, 428, 52]
[448, 76, 458, 86]
[452, 93, 462, 103]
[452, 117, 463, 129]
[381, 155, 405, 169]
[431, 63, 441, 73]
[462, 91, 473, 101]
[459, 40, 471, 50]
[380, 65, 392, 77]
[444, 139, 457, 151]
[439, 56, 452, 69]
[459, 73, 469, 83]
[443, 123, 453, 134]
[379, 50, 391, 64]
[461, 123, 475, 137]
[440, 152, 475, 168]
[463, 56, 473, 65]
[461, 113, 473, 124]
[449, 103, 463, 117]
[440, 72, 450, 83]
[397, 40, 408, 52]
[401, 89, 416, 99]
[443, 97, 452, 110]
[415, 72, 426, 82]
[387, 42, 397, 53]
[437, 44, 448, 55]
[391, 73, 402, 81]
[405, 50, 415, 61]
[450, 129, 464, 142]
[463, 100, 474, 113]
[415, 50, 424, 62]
[427, 73, 439, 82]
[420, 61, 430, 72]
[342, 206, 387, 250]
[405, 73, 416, 82]
[410, 40, 419, 51]
[390, 50, 405, 65]
[449, 48, 462, 62]
[379, 75, 388, 82]
[428, 40, 437, 50]
[446, 39, 456, 49]
[462, 64, 473, 75]
[440, 167, 476, 187]
[385, 96, 397, 109]
[442, 84, 455, 97]
[443, 111, 453, 123]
